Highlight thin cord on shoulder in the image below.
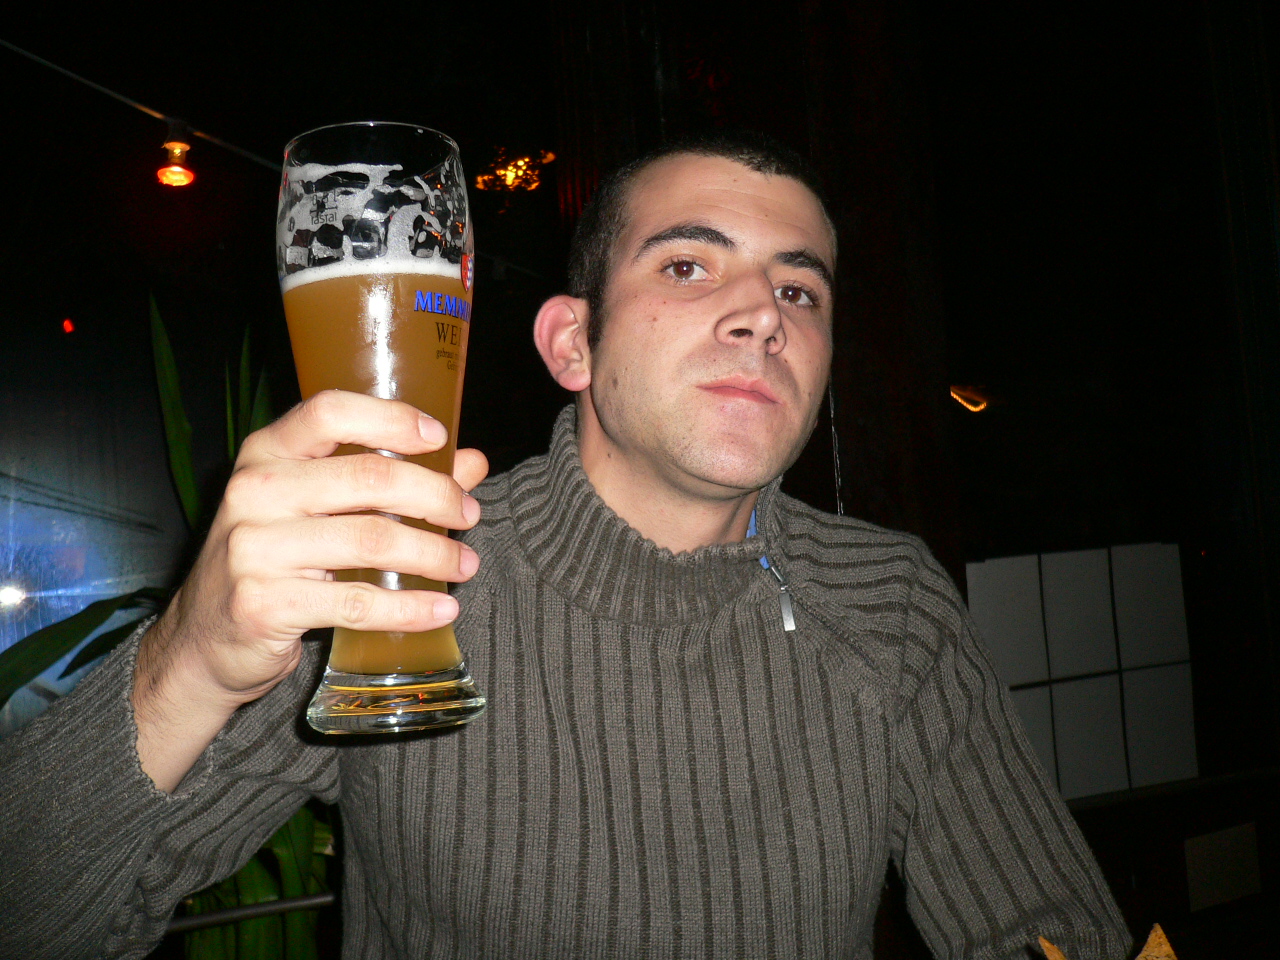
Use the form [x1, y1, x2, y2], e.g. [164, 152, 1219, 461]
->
[827, 381, 845, 516]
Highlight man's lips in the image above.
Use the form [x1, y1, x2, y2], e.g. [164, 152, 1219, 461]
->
[698, 376, 781, 404]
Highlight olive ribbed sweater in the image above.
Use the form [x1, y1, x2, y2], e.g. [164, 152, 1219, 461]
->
[0, 408, 1131, 959]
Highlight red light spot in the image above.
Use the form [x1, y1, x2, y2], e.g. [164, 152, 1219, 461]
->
[62, 318, 75, 333]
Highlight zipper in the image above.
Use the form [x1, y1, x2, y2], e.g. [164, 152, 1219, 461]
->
[749, 508, 796, 632]
[765, 560, 797, 632]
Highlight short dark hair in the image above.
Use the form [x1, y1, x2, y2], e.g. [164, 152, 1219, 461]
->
[566, 130, 833, 350]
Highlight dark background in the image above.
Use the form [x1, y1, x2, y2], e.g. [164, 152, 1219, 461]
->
[2, 1, 1277, 955]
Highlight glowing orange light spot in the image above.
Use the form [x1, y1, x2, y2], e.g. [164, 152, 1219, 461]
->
[62, 318, 75, 333]
[158, 164, 195, 186]
[474, 149, 556, 192]
[950, 386, 989, 412]
[158, 139, 194, 186]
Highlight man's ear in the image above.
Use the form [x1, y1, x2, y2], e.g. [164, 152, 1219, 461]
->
[533, 295, 593, 392]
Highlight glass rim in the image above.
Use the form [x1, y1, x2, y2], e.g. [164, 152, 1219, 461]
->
[282, 121, 459, 162]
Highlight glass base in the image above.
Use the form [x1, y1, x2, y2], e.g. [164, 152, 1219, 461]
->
[305, 661, 486, 735]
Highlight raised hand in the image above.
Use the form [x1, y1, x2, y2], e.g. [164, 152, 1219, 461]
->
[133, 390, 489, 790]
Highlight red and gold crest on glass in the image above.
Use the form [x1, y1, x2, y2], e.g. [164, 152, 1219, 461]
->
[277, 122, 485, 734]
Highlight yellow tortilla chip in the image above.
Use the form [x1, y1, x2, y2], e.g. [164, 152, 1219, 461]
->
[1135, 924, 1177, 960]
[1039, 924, 1177, 960]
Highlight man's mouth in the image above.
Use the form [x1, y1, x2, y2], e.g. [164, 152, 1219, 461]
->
[698, 376, 781, 404]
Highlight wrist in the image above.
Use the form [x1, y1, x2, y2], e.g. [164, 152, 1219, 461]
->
[133, 606, 242, 718]
[132, 608, 242, 793]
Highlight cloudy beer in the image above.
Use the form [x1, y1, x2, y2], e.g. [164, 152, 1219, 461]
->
[277, 122, 485, 733]
[282, 267, 471, 675]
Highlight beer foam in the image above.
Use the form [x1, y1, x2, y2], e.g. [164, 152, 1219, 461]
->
[280, 256, 459, 293]
[277, 157, 470, 291]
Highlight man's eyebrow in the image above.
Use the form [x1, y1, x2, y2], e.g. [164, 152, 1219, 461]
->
[633, 223, 736, 259]
[775, 249, 834, 292]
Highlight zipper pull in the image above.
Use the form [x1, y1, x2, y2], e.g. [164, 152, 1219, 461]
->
[766, 562, 797, 633]
[752, 511, 795, 633]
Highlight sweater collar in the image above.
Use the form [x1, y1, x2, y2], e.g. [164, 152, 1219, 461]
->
[506, 406, 779, 625]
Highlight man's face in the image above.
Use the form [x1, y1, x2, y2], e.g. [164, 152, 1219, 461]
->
[582, 153, 835, 502]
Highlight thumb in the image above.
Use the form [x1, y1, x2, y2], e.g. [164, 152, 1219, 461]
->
[453, 448, 490, 492]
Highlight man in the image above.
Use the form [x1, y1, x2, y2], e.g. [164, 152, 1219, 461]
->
[0, 133, 1132, 959]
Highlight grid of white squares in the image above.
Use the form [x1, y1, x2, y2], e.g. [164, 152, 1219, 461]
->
[965, 544, 1197, 800]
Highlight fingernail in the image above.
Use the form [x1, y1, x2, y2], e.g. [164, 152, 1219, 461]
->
[433, 596, 459, 621]
[418, 414, 448, 445]
[458, 544, 480, 577]
[462, 493, 481, 525]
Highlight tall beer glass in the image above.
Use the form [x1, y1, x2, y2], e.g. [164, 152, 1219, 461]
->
[276, 122, 485, 734]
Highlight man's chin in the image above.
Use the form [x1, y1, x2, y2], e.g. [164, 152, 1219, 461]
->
[675, 446, 792, 497]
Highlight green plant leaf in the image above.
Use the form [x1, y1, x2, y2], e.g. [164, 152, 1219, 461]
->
[183, 878, 238, 960]
[249, 368, 272, 435]
[311, 814, 334, 890]
[265, 807, 313, 900]
[0, 589, 163, 709]
[59, 617, 149, 678]
[261, 806, 330, 960]
[237, 329, 252, 450]
[150, 296, 199, 530]
[312, 817, 334, 858]
[184, 924, 232, 960]
[283, 906, 319, 960]
[225, 362, 237, 465]
[275, 810, 320, 960]
[233, 857, 282, 960]
[185, 917, 233, 958]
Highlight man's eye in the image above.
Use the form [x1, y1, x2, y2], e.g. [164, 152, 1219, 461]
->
[776, 284, 815, 306]
[665, 259, 707, 281]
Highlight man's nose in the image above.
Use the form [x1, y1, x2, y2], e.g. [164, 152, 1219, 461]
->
[714, 271, 786, 354]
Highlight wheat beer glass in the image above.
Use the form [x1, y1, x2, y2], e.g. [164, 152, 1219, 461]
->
[277, 122, 485, 734]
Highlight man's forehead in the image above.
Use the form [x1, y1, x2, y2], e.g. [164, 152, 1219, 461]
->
[621, 153, 836, 261]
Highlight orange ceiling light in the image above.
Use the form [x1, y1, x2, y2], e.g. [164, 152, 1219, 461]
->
[158, 136, 195, 186]
[474, 150, 556, 192]
[950, 386, 990, 412]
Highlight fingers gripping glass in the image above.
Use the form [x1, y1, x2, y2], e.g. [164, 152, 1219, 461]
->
[277, 122, 485, 734]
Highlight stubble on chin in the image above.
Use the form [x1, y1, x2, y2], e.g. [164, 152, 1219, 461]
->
[658, 410, 802, 496]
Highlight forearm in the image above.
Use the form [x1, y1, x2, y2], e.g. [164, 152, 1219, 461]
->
[132, 603, 247, 793]
[0, 630, 179, 958]
[0, 628, 339, 959]
[892, 561, 1132, 959]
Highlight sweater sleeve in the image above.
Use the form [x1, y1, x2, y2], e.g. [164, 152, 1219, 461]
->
[0, 623, 340, 960]
[888, 555, 1133, 960]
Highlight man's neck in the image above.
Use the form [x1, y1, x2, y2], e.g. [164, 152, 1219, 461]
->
[577, 430, 760, 555]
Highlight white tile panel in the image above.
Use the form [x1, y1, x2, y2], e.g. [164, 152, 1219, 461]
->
[1124, 662, 1198, 788]
[1009, 686, 1058, 791]
[1041, 549, 1117, 678]
[1053, 674, 1129, 799]
[965, 554, 1048, 686]
[1111, 543, 1189, 668]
